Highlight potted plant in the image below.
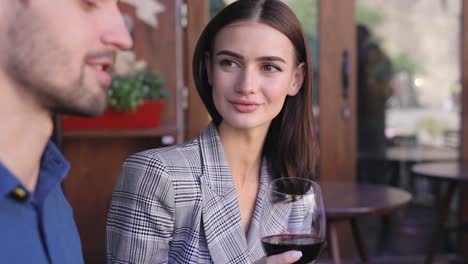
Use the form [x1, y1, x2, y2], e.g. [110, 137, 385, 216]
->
[62, 70, 170, 130]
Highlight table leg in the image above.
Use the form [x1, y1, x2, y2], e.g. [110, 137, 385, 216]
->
[350, 217, 371, 263]
[386, 161, 400, 187]
[327, 222, 341, 264]
[425, 181, 457, 264]
[377, 215, 391, 255]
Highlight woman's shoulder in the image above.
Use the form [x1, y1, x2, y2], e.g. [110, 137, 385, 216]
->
[115, 137, 202, 197]
[121, 136, 204, 188]
[124, 123, 216, 170]
[126, 137, 200, 169]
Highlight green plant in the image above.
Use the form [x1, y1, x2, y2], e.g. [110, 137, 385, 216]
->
[416, 118, 446, 138]
[288, 0, 318, 39]
[210, 0, 226, 18]
[392, 52, 425, 75]
[108, 71, 170, 112]
[356, 1, 385, 29]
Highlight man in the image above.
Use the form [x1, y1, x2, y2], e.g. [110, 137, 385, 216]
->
[0, 0, 132, 263]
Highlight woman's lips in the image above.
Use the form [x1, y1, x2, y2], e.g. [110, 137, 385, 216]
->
[230, 100, 261, 113]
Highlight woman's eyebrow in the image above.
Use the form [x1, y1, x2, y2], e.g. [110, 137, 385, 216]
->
[216, 50, 243, 59]
[216, 50, 286, 64]
[256, 56, 286, 64]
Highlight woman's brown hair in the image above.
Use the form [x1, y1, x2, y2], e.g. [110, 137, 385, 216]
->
[193, 0, 318, 180]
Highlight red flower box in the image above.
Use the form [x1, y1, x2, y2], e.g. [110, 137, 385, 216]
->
[62, 99, 164, 129]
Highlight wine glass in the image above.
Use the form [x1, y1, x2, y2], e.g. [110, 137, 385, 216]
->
[260, 177, 326, 264]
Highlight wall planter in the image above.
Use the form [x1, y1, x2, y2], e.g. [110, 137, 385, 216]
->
[61, 67, 170, 130]
[62, 99, 164, 129]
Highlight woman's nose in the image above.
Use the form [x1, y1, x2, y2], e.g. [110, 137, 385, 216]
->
[235, 68, 257, 94]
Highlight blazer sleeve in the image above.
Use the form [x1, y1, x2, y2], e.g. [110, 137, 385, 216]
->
[106, 152, 175, 264]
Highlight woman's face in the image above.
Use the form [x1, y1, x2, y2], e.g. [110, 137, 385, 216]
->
[207, 21, 304, 132]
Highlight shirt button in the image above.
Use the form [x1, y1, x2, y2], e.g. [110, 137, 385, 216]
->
[10, 187, 28, 201]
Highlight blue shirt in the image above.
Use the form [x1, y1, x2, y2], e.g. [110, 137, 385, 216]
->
[0, 142, 84, 264]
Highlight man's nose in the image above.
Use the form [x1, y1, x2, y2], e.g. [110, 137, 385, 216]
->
[100, 5, 133, 50]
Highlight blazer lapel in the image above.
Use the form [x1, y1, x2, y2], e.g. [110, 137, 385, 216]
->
[198, 124, 251, 263]
[246, 164, 292, 260]
[245, 160, 271, 260]
[197, 124, 291, 263]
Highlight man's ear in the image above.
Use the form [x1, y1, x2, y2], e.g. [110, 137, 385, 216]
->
[205, 53, 212, 85]
[288, 62, 305, 96]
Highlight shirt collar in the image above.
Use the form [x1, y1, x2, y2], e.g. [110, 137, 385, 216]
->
[0, 141, 70, 201]
[0, 163, 21, 198]
[34, 141, 70, 203]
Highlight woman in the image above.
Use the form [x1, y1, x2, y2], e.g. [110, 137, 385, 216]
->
[107, 0, 317, 263]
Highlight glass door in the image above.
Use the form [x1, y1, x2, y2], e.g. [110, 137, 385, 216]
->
[355, 0, 462, 259]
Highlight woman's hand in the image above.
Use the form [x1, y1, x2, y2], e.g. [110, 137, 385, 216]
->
[254, 251, 303, 264]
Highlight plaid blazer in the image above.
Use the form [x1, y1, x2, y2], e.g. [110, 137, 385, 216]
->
[107, 123, 292, 264]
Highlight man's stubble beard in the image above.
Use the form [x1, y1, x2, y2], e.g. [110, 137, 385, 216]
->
[5, 10, 108, 118]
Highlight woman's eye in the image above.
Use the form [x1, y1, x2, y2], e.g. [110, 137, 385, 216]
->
[82, 0, 99, 9]
[262, 64, 281, 72]
[220, 59, 238, 68]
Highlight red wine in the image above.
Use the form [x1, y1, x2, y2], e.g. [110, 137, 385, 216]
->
[261, 234, 324, 264]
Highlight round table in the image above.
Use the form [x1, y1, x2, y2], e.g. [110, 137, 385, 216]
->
[412, 161, 468, 264]
[359, 146, 458, 190]
[322, 182, 412, 264]
[387, 146, 458, 162]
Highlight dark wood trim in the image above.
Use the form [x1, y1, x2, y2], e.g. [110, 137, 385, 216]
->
[118, 1, 184, 144]
[319, 0, 357, 259]
[184, 0, 210, 140]
[63, 124, 178, 139]
[174, 0, 185, 144]
[462, 0, 468, 161]
[460, 0, 468, 256]
[319, 0, 357, 183]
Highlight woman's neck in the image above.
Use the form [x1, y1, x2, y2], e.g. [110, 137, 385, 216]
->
[218, 122, 268, 183]
[218, 122, 269, 233]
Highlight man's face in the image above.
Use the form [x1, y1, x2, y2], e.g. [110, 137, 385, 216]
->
[0, 0, 133, 116]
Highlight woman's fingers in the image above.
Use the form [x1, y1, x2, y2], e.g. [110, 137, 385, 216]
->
[254, 251, 303, 264]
